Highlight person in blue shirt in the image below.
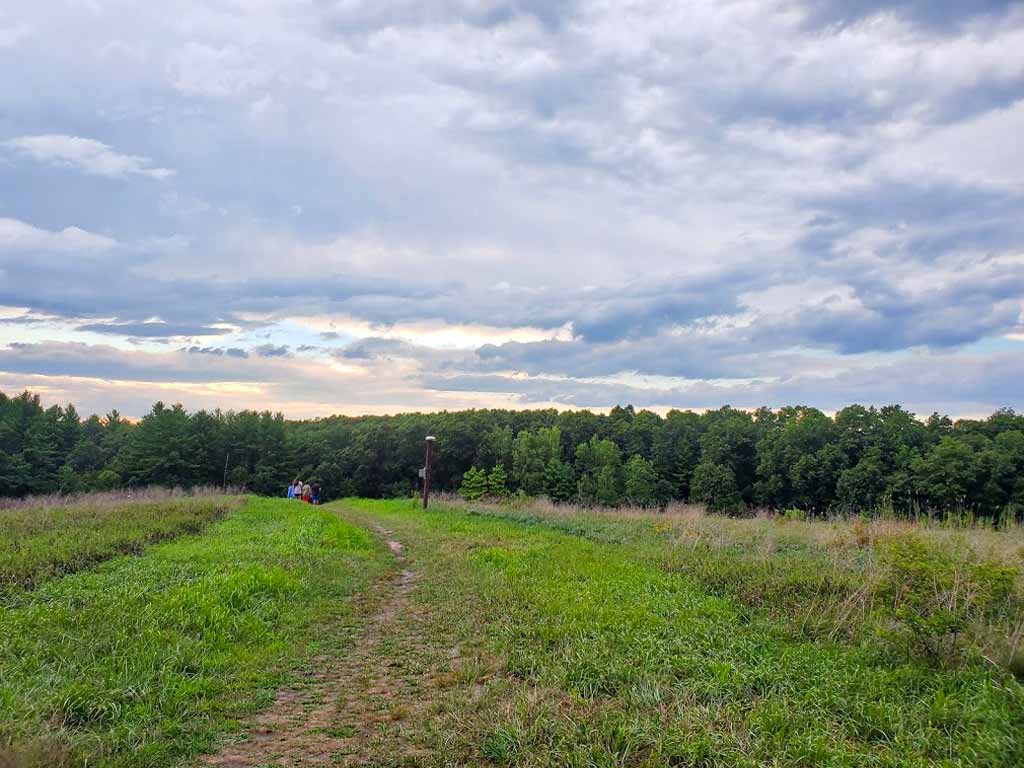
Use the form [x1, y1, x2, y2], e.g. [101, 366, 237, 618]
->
[287, 479, 297, 499]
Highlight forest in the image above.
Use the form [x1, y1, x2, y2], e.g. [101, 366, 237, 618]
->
[1, 388, 1023, 519]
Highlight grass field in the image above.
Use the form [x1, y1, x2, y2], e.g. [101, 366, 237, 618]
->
[1, 491, 243, 600]
[2, 494, 1022, 767]
[329, 499, 1024, 767]
[0, 497, 389, 767]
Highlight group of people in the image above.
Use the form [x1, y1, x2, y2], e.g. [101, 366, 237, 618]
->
[287, 479, 321, 504]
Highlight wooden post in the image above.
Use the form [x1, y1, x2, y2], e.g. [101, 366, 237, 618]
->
[422, 435, 436, 509]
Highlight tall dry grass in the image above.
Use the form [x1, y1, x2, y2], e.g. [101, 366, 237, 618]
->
[0, 485, 242, 511]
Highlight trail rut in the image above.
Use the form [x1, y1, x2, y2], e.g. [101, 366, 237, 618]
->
[198, 526, 430, 767]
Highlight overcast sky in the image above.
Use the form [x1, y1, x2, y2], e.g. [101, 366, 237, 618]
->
[2, 0, 1023, 419]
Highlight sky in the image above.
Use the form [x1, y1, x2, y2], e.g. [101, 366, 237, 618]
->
[1, 0, 1024, 419]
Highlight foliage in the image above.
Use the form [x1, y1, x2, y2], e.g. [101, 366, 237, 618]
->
[543, 458, 576, 502]
[486, 464, 509, 498]
[690, 461, 743, 513]
[511, 427, 561, 496]
[4, 388, 1024, 520]
[623, 454, 658, 506]
[879, 535, 1019, 663]
[575, 436, 622, 506]
[459, 466, 488, 501]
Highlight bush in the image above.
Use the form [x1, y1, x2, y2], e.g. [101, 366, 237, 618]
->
[878, 535, 1018, 664]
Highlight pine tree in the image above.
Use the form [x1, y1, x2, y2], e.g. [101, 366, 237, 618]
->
[544, 458, 576, 502]
[487, 464, 509, 497]
[460, 466, 487, 501]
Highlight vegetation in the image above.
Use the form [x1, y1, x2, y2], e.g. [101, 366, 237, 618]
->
[336, 498, 1024, 766]
[0, 497, 388, 767]
[0, 489, 239, 598]
[3, 388, 1024, 520]
[2, 490, 1022, 765]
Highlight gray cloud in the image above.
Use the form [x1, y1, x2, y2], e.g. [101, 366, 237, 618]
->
[253, 344, 291, 358]
[82, 322, 228, 338]
[799, 1, 1019, 32]
[0, 1, 1022, 416]
[185, 345, 249, 358]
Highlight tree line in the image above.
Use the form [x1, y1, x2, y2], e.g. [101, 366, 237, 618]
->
[2, 388, 1023, 520]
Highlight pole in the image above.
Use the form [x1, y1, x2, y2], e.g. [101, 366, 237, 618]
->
[422, 436, 435, 509]
[223, 451, 230, 491]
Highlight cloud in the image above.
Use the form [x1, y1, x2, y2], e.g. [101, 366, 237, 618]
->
[3, 135, 176, 180]
[0, 22, 29, 47]
[185, 345, 249, 358]
[0, 217, 117, 252]
[0, 1, 1022, 417]
[253, 343, 291, 357]
[798, 1, 1019, 32]
[81, 321, 229, 337]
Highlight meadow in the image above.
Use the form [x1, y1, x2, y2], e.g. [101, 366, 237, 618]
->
[1, 493, 1022, 767]
[0, 496, 389, 767]
[0, 490, 241, 600]
[333, 498, 1024, 767]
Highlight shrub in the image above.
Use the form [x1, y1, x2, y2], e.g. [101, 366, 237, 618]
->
[878, 535, 1018, 664]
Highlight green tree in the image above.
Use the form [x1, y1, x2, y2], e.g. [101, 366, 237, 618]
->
[575, 436, 622, 506]
[623, 454, 658, 506]
[595, 465, 622, 506]
[487, 464, 509, 497]
[478, 425, 514, 473]
[835, 449, 887, 514]
[912, 437, 979, 515]
[460, 466, 487, 501]
[700, 407, 759, 503]
[544, 458, 576, 502]
[691, 461, 743, 514]
[512, 427, 561, 495]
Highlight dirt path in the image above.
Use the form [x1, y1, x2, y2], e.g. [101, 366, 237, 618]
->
[198, 527, 433, 767]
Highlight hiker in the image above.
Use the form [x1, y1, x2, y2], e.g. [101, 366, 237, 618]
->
[287, 479, 297, 499]
[302, 482, 312, 503]
[292, 479, 303, 499]
[311, 482, 321, 505]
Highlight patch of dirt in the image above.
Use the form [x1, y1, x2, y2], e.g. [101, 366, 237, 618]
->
[198, 527, 435, 767]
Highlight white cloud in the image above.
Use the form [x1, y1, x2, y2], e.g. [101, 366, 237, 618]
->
[3, 134, 176, 179]
[0, 22, 30, 47]
[0, 218, 117, 252]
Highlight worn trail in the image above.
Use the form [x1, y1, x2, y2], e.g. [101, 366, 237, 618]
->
[198, 526, 432, 767]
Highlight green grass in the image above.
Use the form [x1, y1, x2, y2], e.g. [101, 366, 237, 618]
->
[337, 498, 1024, 767]
[455, 500, 1024, 666]
[1, 493, 243, 600]
[0, 497, 389, 767]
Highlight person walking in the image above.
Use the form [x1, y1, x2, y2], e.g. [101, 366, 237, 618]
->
[311, 482, 321, 505]
[287, 479, 296, 499]
[302, 482, 312, 503]
[293, 480, 303, 499]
